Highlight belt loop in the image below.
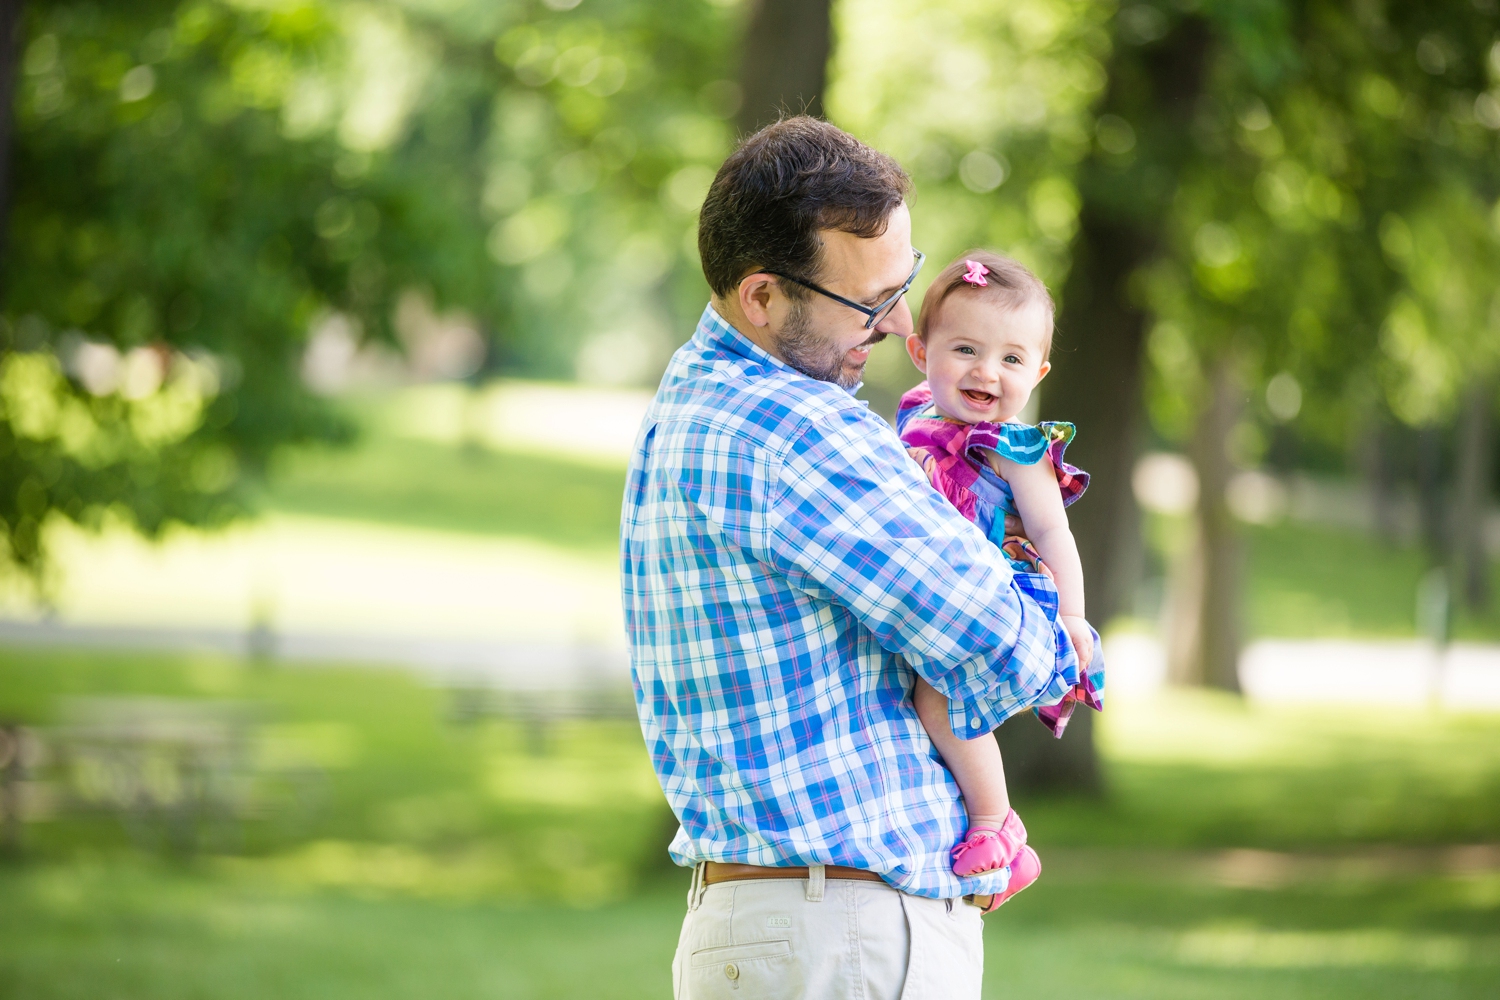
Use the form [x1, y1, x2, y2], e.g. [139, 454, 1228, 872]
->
[805, 863, 825, 902]
[688, 861, 706, 911]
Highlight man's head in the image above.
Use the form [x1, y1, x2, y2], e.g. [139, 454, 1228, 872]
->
[699, 117, 914, 390]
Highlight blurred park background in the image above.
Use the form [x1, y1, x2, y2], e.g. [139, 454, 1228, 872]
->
[1, 0, 1499, 997]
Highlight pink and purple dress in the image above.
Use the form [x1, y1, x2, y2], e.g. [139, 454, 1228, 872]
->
[896, 381, 1104, 737]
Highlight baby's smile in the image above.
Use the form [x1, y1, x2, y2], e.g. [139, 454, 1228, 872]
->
[907, 295, 1053, 427]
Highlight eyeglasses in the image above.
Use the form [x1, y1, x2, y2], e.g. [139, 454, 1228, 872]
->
[766, 248, 926, 331]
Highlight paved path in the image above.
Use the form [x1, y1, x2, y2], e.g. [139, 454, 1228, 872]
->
[0, 618, 628, 691]
[1106, 633, 1500, 709]
[5, 617, 1500, 711]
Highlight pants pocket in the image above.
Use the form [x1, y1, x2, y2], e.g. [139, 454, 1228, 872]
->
[687, 939, 794, 997]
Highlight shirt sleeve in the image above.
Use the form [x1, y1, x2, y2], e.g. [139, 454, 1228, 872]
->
[765, 406, 1078, 736]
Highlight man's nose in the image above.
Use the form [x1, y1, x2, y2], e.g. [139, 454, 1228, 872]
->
[874, 296, 914, 338]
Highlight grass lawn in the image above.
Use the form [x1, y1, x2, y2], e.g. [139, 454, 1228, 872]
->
[0, 646, 670, 898]
[983, 853, 1500, 999]
[263, 399, 1500, 642]
[266, 434, 627, 553]
[0, 864, 684, 1000]
[4, 388, 1497, 998]
[1244, 521, 1500, 641]
[2, 851, 1495, 999]
[2, 645, 1499, 998]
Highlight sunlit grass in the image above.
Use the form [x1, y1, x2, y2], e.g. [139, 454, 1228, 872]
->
[983, 874, 1500, 998]
[0, 513, 621, 642]
[6, 647, 1499, 866]
[1025, 689, 1500, 848]
[261, 397, 1500, 644]
[0, 646, 668, 902]
[264, 400, 628, 553]
[0, 863, 685, 1000]
[1244, 520, 1500, 641]
[3, 853, 1496, 1000]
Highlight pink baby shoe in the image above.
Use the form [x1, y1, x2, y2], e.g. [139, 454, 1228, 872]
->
[950, 808, 1028, 877]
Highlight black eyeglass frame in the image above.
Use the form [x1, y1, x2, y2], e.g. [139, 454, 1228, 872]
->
[765, 249, 926, 331]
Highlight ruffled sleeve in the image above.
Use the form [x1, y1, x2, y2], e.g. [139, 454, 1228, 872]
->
[966, 420, 1090, 508]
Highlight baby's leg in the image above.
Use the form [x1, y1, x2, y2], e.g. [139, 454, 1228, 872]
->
[913, 676, 1010, 829]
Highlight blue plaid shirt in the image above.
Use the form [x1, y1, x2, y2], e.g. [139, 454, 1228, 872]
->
[622, 305, 1080, 899]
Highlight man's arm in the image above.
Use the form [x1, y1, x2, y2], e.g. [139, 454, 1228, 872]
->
[764, 406, 1077, 736]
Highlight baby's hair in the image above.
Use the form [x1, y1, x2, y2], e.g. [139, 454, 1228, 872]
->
[916, 249, 1056, 355]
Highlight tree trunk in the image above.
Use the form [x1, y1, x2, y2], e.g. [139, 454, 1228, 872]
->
[1163, 513, 1204, 685]
[1042, 13, 1213, 627]
[1189, 355, 1243, 692]
[995, 209, 1154, 798]
[1357, 408, 1402, 542]
[0, 723, 21, 857]
[1045, 208, 1154, 628]
[1452, 378, 1494, 610]
[1417, 423, 1446, 567]
[0, 0, 24, 284]
[995, 707, 1099, 796]
[1003, 14, 1213, 794]
[735, 0, 833, 135]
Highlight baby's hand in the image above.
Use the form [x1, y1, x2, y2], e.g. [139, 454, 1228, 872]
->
[1060, 615, 1094, 668]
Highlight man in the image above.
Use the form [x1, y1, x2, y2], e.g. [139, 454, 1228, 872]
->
[622, 117, 1076, 999]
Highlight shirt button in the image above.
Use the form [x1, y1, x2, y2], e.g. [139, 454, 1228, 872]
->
[970, 717, 982, 729]
[724, 963, 739, 980]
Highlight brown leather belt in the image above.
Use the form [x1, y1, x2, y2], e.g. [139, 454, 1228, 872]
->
[703, 861, 885, 885]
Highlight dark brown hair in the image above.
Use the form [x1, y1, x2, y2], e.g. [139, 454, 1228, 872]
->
[697, 116, 911, 297]
[916, 249, 1056, 353]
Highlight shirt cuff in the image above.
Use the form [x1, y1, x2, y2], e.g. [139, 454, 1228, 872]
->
[945, 573, 1083, 736]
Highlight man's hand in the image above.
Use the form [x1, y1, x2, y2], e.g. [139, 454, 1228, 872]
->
[1002, 513, 1027, 540]
[1060, 614, 1094, 668]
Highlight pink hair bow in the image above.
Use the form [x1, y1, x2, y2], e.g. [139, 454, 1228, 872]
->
[962, 260, 989, 286]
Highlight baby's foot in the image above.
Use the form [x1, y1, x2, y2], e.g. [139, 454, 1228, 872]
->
[950, 808, 1028, 877]
[980, 846, 1041, 912]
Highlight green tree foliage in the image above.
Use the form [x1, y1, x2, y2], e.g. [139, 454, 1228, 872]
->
[1141, 1, 1500, 456]
[1132, 2, 1500, 683]
[830, 0, 1110, 305]
[840, 0, 1500, 673]
[2, 0, 739, 572]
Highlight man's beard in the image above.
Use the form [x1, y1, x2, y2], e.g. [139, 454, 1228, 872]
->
[774, 299, 886, 391]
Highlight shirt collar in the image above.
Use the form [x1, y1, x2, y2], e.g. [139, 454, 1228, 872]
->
[698, 303, 789, 372]
[696, 303, 863, 396]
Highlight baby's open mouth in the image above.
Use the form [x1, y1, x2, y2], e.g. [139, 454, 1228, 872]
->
[961, 389, 997, 406]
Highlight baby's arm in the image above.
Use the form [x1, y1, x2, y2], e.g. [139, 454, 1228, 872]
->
[994, 453, 1094, 667]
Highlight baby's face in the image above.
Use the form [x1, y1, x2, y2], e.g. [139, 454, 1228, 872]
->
[906, 295, 1052, 425]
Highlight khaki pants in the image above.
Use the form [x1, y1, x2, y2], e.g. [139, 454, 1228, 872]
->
[673, 864, 984, 1000]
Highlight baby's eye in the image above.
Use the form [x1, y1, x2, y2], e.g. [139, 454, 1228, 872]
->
[1004, 354, 1022, 365]
[955, 345, 976, 356]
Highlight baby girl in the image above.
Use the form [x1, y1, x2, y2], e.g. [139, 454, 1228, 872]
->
[898, 250, 1104, 906]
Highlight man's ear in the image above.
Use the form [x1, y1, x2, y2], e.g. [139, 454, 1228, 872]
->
[738, 274, 778, 328]
[905, 334, 929, 374]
